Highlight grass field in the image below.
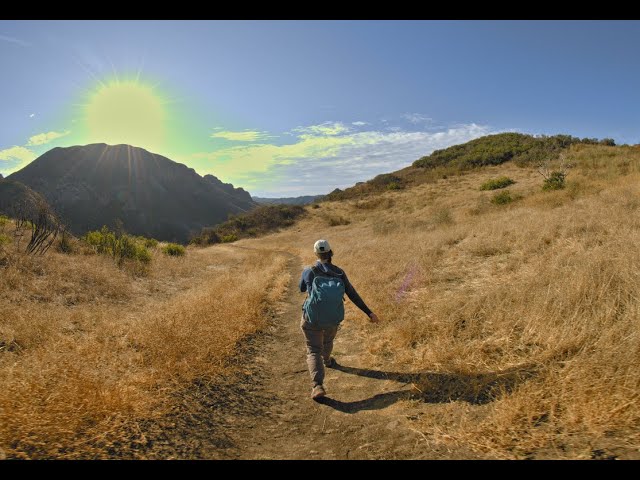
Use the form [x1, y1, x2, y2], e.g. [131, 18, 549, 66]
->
[1, 143, 639, 458]
[0, 238, 289, 458]
[244, 144, 640, 458]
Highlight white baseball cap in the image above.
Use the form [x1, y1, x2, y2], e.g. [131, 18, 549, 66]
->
[314, 239, 332, 254]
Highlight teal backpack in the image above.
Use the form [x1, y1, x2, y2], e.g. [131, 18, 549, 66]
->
[303, 266, 346, 327]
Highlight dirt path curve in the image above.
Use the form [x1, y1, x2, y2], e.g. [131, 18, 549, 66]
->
[196, 248, 451, 460]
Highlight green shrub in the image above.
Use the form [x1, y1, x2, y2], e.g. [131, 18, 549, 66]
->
[386, 182, 403, 190]
[542, 171, 566, 191]
[0, 215, 9, 229]
[83, 226, 151, 265]
[0, 233, 11, 246]
[84, 226, 116, 255]
[491, 190, 514, 205]
[480, 176, 515, 191]
[221, 234, 238, 243]
[117, 235, 151, 264]
[162, 243, 185, 256]
[139, 237, 158, 249]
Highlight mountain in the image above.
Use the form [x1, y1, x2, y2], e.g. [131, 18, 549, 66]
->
[203, 174, 253, 204]
[252, 195, 323, 205]
[7, 144, 257, 243]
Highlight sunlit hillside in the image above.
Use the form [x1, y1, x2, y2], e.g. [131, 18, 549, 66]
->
[1, 143, 639, 459]
[239, 143, 640, 458]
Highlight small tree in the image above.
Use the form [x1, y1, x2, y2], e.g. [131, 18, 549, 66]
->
[542, 171, 566, 191]
[538, 154, 572, 191]
[12, 198, 61, 255]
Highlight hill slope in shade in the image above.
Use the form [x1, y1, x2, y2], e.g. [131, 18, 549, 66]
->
[7, 144, 257, 242]
[0, 178, 53, 219]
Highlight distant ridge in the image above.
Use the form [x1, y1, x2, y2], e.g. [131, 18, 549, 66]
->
[253, 195, 323, 205]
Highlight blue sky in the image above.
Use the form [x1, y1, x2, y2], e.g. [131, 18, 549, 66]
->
[1, 20, 639, 196]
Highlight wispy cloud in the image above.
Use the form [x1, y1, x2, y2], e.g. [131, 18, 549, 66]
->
[352, 121, 368, 126]
[291, 122, 351, 137]
[0, 34, 29, 47]
[195, 131, 354, 176]
[0, 146, 36, 163]
[0, 146, 37, 175]
[26, 130, 71, 146]
[211, 130, 272, 142]
[402, 113, 433, 124]
[29, 113, 35, 118]
[194, 121, 494, 196]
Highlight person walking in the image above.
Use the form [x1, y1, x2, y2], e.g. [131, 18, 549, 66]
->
[299, 239, 380, 400]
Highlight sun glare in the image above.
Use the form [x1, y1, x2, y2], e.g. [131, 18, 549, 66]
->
[85, 80, 166, 151]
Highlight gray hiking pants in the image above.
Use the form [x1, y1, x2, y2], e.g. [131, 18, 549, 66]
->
[300, 315, 338, 387]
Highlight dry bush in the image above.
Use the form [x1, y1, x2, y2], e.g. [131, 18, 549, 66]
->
[324, 214, 351, 227]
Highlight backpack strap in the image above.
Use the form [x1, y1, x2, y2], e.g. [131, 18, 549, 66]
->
[310, 266, 326, 278]
[310, 265, 342, 279]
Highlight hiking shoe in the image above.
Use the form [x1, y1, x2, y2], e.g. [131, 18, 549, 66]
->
[311, 384, 326, 400]
[324, 357, 337, 368]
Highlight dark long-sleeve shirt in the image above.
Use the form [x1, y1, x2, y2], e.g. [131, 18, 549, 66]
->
[299, 261, 372, 317]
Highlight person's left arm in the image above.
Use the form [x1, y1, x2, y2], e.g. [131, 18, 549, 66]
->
[342, 273, 373, 317]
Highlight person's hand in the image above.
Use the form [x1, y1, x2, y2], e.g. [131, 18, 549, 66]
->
[369, 312, 380, 323]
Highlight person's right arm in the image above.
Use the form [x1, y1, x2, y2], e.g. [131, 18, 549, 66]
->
[300, 268, 312, 293]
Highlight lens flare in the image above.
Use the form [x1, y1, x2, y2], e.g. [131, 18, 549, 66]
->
[85, 80, 166, 152]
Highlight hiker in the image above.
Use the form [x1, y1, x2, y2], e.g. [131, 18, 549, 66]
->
[300, 239, 380, 400]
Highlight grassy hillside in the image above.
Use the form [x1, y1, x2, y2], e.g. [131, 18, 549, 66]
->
[1, 141, 639, 459]
[413, 132, 615, 169]
[242, 143, 640, 458]
[326, 133, 617, 202]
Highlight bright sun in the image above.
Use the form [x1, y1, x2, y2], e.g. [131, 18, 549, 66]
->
[86, 80, 166, 151]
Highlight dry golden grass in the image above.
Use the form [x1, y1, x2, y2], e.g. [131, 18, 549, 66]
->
[2, 143, 639, 459]
[246, 144, 640, 458]
[0, 237, 289, 458]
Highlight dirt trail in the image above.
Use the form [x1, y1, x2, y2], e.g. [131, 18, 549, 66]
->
[168, 248, 470, 460]
[136, 247, 637, 460]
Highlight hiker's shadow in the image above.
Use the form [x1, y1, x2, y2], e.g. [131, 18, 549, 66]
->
[316, 362, 538, 414]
